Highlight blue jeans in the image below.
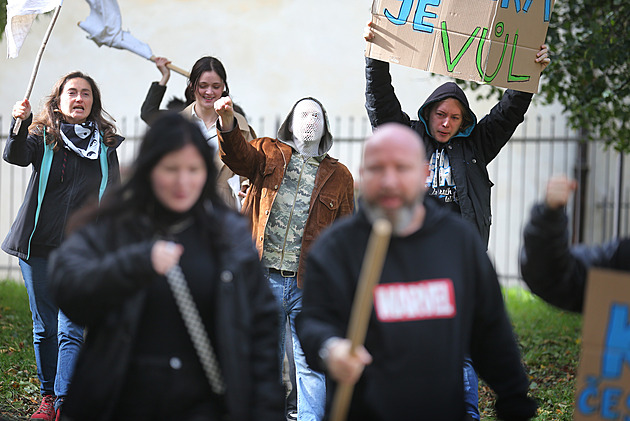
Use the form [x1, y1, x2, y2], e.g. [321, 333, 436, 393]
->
[20, 257, 84, 398]
[463, 357, 480, 420]
[266, 269, 325, 421]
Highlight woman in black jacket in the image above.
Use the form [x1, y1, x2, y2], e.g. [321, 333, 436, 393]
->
[3, 71, 123, 421]
[48, 114, 283, 421]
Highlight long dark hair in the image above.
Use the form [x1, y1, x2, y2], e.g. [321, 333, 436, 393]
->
[30, 71, 118, 151]
[68, 113, 225, 241]
[184, 56, 230, 105]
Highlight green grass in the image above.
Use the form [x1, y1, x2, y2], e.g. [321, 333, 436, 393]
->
[0, 281, 582, 420]
[0, 280, 38, 420]
[479, 288, 583, 420]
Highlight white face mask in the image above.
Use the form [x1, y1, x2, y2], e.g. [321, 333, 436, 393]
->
[291, 100, 325, 146]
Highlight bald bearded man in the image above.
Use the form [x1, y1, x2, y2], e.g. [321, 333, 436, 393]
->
[296, 123, 537, 421]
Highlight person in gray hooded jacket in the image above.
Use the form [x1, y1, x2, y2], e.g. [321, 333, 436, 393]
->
[215, 96, 354, 421]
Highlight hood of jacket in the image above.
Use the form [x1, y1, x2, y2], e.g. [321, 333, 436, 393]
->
[277, 97, 333, 156]
[417, 82, 478, 142]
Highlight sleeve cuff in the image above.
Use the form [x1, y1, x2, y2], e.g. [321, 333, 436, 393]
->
[318, 336, 343, 368]
[217, 118, 238, 133]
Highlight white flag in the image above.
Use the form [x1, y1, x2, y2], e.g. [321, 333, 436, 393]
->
[5, 0, 62, 58]
[79, 0, 153, 60]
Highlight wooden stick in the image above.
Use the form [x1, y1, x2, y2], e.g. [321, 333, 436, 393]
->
[13, 5, 63, 136]
[329, 218, 392, 421]
[150, 56, 190, 78]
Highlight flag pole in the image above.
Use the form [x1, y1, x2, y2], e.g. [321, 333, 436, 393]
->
[150, 56, 190, 78]
[13, 4, 63, 136]
[329, 218, 392, 421]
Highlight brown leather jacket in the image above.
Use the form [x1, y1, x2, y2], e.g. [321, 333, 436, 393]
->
[218, 127, 354, 287]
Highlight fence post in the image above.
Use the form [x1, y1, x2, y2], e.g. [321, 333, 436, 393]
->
[613, 153, 624, 237]
[572, 128, 590, 244]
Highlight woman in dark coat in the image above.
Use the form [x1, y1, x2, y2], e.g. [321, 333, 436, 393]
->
[3, 71, 123, 421]
[48, 113, 283, 421]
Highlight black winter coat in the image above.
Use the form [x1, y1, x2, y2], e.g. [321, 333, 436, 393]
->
[2, 116, 123, 259]
[48, 206, 284, 421]
[365, 57, 532, 246]
[140, 82, 171, 125]
[520, 203, 630, 312]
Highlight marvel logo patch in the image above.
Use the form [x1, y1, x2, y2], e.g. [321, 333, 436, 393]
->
[373, 279, 456, 322]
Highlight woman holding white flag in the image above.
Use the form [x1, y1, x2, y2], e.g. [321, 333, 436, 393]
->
[2, 71, 123, 421]
[141, 56, 255, 210]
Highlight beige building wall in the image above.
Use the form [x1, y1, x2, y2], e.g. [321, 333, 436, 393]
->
[1, 0, 561, 135]
[0, 0, 567, 279]
[1, 0, 421, 135]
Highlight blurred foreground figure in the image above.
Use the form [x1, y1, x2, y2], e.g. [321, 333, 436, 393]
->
[520, 175, 630, 312]
[297, 123, 537, 421]
[48, 113, 283, 421]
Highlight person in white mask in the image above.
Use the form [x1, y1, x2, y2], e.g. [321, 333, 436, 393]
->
[291, 99, 326, 156]
[215, 96, 355, 421]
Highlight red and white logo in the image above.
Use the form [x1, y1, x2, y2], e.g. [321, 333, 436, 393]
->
[373, 279, 456, 322]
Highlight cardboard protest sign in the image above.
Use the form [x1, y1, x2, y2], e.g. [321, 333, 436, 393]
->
[366, 0, 555, 93]
[574, 268, 630, 420]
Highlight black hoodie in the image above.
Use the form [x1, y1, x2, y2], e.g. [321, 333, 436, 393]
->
[365, 57, 533, 246]
[297, 199, 537, 420]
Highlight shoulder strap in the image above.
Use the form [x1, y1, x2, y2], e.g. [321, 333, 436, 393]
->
[26, 129, 54, 259]
[98, 134, 109, 203]
[166, 264, 226, 394]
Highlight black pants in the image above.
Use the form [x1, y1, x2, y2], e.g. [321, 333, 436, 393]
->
[113, 356, 226, 421]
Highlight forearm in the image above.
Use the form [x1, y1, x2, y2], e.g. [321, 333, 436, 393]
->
[217, 124, 261, 180]
[49, 228, 155, 326]
[520, 203, 585, 312]
[296, 258, 349, 373]
[471, 256, 537, 419]
[365, 57, 410, 128]
[502, 89, 533, 121]
[477, 89, 533, 161]
[5, 115, 36, 166]
[140, 82, 167, 125]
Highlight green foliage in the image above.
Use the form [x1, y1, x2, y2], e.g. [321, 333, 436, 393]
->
[449, 0, 630, 152]
[480, 288, 582, 420]
[543, 0, 630, 152]
[0, 280, 38, 420]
